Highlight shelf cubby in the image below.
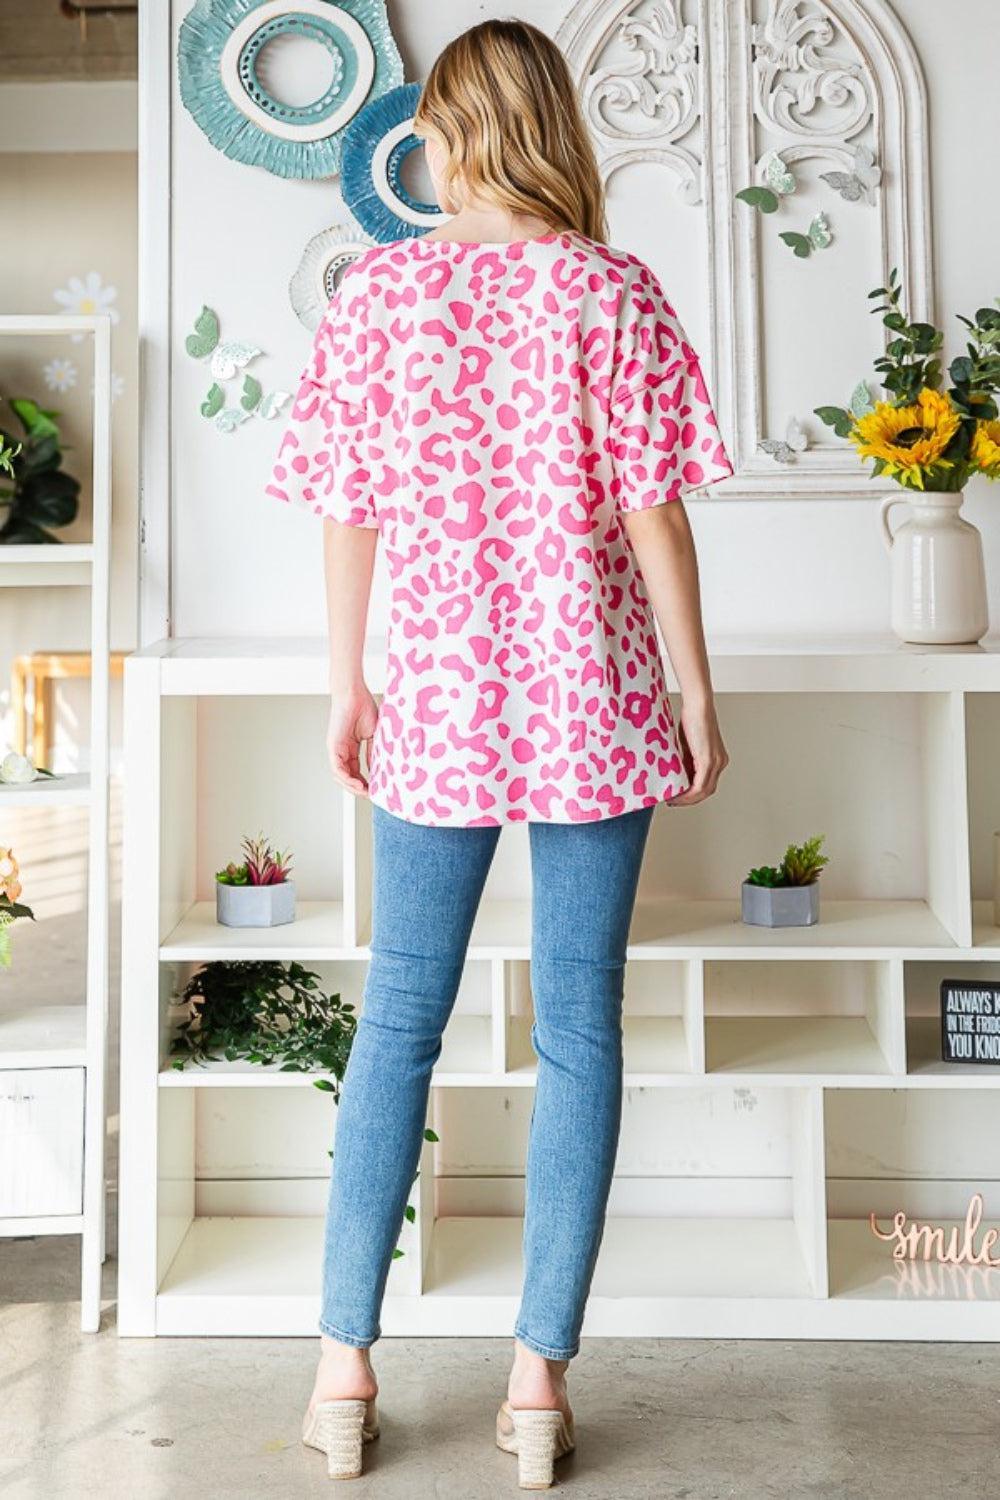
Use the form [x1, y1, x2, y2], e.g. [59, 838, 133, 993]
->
[503, 957, 701, 1079]
[904, 959, 1000, 1082]
[825, 1089, 1000, 1332]
[423, 1084, 828, 1321]
[965, 692, 1000, 947]
[705, 959, 904, 1076]
[158, 695, 351, 952]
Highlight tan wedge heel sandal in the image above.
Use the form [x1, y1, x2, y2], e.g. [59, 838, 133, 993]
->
[302, 1397, 380, 1480]
[496, 1399, 576, 1490]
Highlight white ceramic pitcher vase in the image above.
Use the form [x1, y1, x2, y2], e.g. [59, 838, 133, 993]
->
[879, 490, 989, 645]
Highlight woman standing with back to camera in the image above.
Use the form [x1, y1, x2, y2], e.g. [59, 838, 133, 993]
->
[267, 17, 733, 1490]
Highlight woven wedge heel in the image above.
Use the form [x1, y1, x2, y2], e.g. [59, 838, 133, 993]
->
[496, 1399, 575, 1490]
[302, 1397, 380, 1480]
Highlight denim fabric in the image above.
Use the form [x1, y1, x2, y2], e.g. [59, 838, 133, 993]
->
[319, 800, 655, 1361]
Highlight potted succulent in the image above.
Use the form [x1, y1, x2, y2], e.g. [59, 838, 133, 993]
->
[215, 833, 295, 928]
[741, 835, 829, 928]
[0, 845, 35, 966]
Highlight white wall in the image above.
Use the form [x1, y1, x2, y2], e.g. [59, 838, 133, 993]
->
[163, 0, 1000, 643]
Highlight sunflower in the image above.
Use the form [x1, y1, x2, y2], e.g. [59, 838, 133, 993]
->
[972, 418, 1000, 478]
[850, 387, 961, 489]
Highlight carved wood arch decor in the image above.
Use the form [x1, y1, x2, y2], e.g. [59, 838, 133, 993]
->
[555, 0, 933, 498]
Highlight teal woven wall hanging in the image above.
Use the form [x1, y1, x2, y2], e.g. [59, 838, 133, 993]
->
[341, 82, 448, 242]
[177, 0, 404, 179]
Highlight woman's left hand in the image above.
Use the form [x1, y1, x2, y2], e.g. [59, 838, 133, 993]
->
[327, 686, 379, 796]
[668, 697, 729, 806]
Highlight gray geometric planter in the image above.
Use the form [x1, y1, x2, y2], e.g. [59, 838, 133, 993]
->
[216, 879, 296, 928]
[741, 880, 819, 928]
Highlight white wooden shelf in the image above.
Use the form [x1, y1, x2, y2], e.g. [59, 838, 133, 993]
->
[118, 640, 1000, 1338]
[828, 1219, 1000, 1304]
[160, 1014, 495, 1087]
[0, 773, 91, 807]
[160, 900, 349, 959]
[508, 1014, 693, 1079]
[149, 1212, 1000, 1340]
[144, 632, 1000, 696]
[705, 1016, 892, 1076]
[159, 895, 963, 960]
[0, 314, 112, 1334]
[0, 1004, 87, 1068]
[0, 544, 93, 588]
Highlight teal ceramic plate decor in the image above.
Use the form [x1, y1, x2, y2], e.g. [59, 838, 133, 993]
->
[341, 81, 450, 241]
[178, 0, 403, 179]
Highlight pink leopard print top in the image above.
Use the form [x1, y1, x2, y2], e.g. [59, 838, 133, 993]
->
[268, 229, 733, 826]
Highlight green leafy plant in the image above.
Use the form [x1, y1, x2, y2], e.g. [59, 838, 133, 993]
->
[746, 835, 829, 888]
[0, 398, 81, 544]
[0, 436, 21, 476]
[215, 832, 293, 887]
[390, 1127, 439, 1261]
[170, 959, 354, 1084]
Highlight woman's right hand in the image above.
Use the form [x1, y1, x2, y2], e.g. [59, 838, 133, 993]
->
[668, 696, 729, 806]
[327, 686, 379, 796]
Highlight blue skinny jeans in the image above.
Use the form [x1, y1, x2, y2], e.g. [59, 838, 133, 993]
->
[320, 800, 655, 1362]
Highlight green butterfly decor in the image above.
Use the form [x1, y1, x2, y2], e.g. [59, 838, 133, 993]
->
[779, 213, 833, 259]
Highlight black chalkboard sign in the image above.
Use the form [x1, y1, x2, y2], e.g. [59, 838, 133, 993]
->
[941, 979, 1000, 1064]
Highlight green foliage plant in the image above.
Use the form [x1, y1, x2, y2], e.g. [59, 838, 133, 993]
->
[0, 398, 81, 543]
[746, 835, 829, 889]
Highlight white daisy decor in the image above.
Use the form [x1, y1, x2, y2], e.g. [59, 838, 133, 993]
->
[43, 357, 78, 393]
[89, 371, 126, 404]
[53, 271, 120, 341]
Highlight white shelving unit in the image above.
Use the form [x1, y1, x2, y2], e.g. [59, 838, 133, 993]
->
[118, 635, 1000, 1339]
[0, 314, 113, 1331]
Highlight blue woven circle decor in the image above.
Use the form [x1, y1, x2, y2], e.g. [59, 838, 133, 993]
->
[178, 0, 403, 179]
[341, 82, 449, 242]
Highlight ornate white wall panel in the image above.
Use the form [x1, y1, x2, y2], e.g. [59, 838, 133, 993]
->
[556, 0, 933, 498]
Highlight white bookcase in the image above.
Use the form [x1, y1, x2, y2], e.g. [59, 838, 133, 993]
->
[118, 634, 1000, 1339]
[0, 314, 113, 1332]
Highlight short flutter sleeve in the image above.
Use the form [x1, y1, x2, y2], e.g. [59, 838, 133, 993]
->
[266, 275, 377, 527]
[608, 265, 733, 513]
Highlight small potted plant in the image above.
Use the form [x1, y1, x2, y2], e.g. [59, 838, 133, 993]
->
[0, 398, 80, 544]
[0, 845, 35, 966]
[741, 835, 829, 928]
[215, 833, 295, 928]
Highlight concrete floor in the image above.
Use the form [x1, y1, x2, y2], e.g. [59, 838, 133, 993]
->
[1, 1237, 997, 1500]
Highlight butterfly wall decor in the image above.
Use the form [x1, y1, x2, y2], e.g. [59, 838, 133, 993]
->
[849, 380, 876, 419]
[820, 145, 883, 206]
[780, 213, 833, 259]
[735, 149, 797, 214]
[760, 416, 809, 464]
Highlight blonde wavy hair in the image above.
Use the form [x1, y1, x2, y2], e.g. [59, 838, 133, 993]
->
[413, 19, 608, 243]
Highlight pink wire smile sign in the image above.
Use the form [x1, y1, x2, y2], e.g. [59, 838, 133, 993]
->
[870, 1194, 1000, 1269]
